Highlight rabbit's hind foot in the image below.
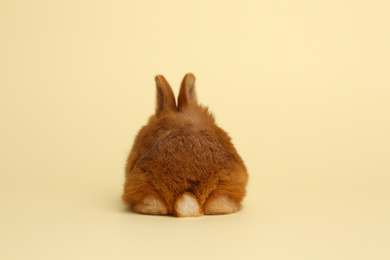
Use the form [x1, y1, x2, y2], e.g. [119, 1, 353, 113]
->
[133, 195, 168, 215]
[204, 195, 240, 215]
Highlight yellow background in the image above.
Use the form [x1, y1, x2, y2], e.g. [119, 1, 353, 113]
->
[1, 0, 389, 259]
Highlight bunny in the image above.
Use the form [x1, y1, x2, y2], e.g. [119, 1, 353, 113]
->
[122, 73, 248, 217]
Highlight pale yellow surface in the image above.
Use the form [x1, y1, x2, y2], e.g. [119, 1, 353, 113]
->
[1, 1, 389, 259]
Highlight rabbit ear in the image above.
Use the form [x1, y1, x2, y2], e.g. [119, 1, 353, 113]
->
[155, 75, 177, 116]
[178, 73, 197, 111]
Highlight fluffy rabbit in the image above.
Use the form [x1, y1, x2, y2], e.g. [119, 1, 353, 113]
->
[122, 73, 248, 217]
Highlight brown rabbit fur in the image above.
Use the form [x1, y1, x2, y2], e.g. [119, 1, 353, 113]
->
[122, 73, 248, 217]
